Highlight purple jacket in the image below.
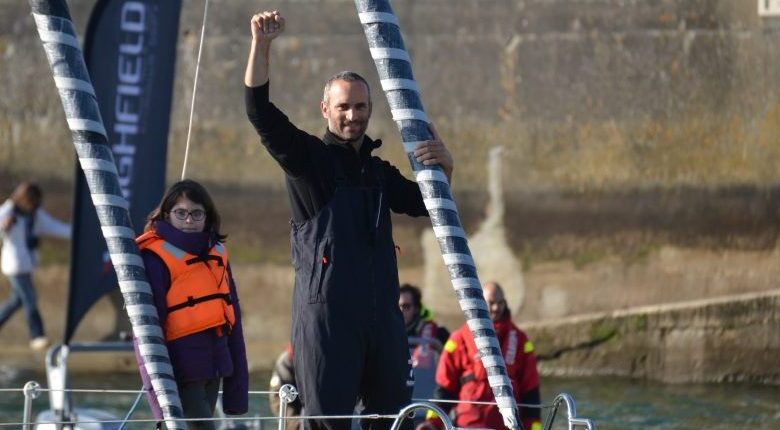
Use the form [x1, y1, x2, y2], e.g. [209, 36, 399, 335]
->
[134, 220, 249, 418]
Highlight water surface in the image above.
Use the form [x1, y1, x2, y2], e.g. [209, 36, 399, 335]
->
[1, 369, 778, 429]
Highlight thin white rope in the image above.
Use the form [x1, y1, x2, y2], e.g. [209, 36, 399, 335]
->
[412, 398, 552, 409]
[3, 385, 553, 409]
[1, 387, 278, 395]
[0, 417, 292, 427]
[181, 0, 210, 180]
[5, 414, 400, 427]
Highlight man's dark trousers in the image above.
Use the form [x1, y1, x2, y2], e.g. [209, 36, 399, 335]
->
[291, 160, 413, 430]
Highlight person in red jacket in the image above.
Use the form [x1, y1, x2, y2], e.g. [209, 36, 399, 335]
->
[421, 282, 541, 430]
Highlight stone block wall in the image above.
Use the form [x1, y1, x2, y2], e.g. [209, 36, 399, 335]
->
[524, 290, 780, 383]
[2, 0, 779, 189]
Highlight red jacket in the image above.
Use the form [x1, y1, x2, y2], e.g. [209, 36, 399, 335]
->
[435, 314, 541, 430]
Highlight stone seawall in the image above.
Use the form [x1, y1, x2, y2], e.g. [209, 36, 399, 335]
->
[1, 265, 778, 386]
[524, 290, 780, 384]
[1, 0, 778, 189]
[1, 0, 779, 383]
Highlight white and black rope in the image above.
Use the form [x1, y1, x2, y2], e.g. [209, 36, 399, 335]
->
[353, 1, 523, 429]
[28, 1, 184, 428]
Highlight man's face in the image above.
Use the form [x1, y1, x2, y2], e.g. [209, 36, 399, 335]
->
[484, 285, 507, 322]
[399, 292, 418, 325]
[321, 79, 371, 143]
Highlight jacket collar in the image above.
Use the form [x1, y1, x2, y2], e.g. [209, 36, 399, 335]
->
[322, 128, 382, 157]
[153, 220, 214, 256]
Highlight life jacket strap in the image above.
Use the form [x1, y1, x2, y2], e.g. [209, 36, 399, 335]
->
[167, 293, 232, 313]
[185, 254, 224, 267]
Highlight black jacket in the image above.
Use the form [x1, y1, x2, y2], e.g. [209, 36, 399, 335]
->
[245, 83, 427, 222]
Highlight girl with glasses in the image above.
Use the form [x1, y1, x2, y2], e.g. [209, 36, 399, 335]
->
[134, 179, 248, 429]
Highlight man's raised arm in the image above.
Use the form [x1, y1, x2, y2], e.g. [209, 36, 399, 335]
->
[244, 10, 285, 87]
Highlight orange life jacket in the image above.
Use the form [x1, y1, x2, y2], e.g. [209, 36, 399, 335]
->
[136, 230, 236, 341]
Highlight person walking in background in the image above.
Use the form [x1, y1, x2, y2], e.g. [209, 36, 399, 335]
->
[134, 180, 248, 429]
[0, 182, 70, 350]
[244, 10, 453, 430]
[419, 282, 541, 430]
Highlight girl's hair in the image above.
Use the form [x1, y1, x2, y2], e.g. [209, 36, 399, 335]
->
[10, 182, 43, 211]
[144, 180, 226, 241]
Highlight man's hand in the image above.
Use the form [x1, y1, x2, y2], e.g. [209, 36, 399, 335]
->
[245, 11, 285, 87]
[250, 10, 285, 44]
[414, 122, 454, 183]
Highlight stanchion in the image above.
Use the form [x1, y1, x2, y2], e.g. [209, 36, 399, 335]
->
[22, 381, 41, 430]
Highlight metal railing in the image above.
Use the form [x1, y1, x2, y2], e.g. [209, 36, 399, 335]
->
[7, 382, 595, 430]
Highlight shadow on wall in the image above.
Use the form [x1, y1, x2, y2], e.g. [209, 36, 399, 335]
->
[422, 146, 527, 318]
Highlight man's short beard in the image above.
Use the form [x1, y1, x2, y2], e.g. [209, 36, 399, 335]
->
[338, 123, 367, 146]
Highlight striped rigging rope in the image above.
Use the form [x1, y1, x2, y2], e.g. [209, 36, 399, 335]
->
[27, 1, 184, 428]
[353, 1, 523, 429]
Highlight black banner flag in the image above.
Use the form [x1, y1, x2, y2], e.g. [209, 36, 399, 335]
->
[66, 0, 182, 343]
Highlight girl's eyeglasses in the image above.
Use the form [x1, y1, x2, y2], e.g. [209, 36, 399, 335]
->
[170, 208, 206, 221]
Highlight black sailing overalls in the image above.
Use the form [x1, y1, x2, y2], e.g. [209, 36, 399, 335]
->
[290, 154, 413, 430]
